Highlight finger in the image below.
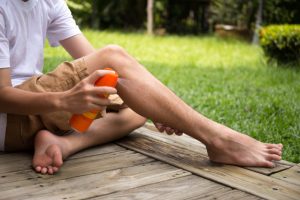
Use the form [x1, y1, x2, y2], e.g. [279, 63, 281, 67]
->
[154, 122, 163, 128]
[90, 96, 112, 107]
[154, 122, 165, 132]
[92, 87, 117, 97]
[155, 122, 163, 126]
[165, 127, 174, 135]
[165, 127, 173, 135]
[175, 130, 183, 136]
[158, 126, 165, 133]
[85, 70, 117, 85]
[155, 124, 165, 132]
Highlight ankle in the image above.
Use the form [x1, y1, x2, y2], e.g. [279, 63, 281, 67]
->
[57, 136, 72, 160]
[194, 121, 233, 146]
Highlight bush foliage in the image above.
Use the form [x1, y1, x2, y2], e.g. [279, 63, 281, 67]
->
[260, 25, 300, 65]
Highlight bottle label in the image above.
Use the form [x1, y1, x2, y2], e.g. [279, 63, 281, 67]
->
[82, 111, 98, 120]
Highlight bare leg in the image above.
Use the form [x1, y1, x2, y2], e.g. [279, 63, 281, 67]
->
[82, 45, 282, 167]
[32, 108, 146, 174]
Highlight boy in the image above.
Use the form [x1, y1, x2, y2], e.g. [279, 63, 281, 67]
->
[0, 0, 282, 175]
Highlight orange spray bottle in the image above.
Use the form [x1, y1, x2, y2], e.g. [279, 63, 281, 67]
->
[69, 68, 118, 133]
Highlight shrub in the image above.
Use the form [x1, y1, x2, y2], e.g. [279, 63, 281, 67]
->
[260, 25, 300, 65]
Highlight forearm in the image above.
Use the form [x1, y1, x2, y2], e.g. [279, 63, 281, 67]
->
[0, 86, 62, 115]
[0, 70, 118, 116]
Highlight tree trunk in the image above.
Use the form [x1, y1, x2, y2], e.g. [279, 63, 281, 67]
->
[147, 0, 154, 35]
[252, 0, 263, 45]
[91, 0, 99, 29]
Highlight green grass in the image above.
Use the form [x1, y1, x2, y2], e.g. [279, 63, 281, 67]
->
[44, 30, 300, 163]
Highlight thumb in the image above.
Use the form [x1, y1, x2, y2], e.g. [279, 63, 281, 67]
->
[86, 70, 116, 85]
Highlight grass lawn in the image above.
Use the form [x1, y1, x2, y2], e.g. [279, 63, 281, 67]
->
[44, 30, 300, 163]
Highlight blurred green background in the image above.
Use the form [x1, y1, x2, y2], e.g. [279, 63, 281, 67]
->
[66, 0, 300, 35]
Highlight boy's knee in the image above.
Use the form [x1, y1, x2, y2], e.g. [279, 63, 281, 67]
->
[101, 44, 127, 58]
[98, 45, 139, 72]
[134, 115, 147, 127]
[115, 109, 147, 128]
[128, 115, 147, 130]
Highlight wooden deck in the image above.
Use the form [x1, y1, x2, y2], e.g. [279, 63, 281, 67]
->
[0, 124, 299, 200]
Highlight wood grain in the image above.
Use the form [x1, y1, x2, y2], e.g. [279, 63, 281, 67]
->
[1, 162, 190, 200]
[271, 165, 300, 186]
[92, 175, 260, 200]
[0, 144, 125, 174]
[0, 150, 153, 187]
[116, 131, 300, 200]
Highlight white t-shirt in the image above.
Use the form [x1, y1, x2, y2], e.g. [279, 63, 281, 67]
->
[0, 0, 81, 151]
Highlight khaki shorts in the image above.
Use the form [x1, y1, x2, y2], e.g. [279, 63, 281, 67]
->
[5, 58, 124, 152]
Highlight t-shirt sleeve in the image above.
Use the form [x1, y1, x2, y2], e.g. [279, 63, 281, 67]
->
[46, 0, 81, 47]
[0, 12, 10, 68]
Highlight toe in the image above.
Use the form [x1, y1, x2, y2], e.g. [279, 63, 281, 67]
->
[53, 150, 63, 168]
[267, 154, 281, 161]
[267, 143, 283, 150]
[263, 160, 275, 168]
[47, 166, 54, 175]
[35, 166, 42, 172]
[266, 144, 278, 149]
[41, 167, 48, 174]
[53, 167, 59, 173]
[268, 148, 282, 156]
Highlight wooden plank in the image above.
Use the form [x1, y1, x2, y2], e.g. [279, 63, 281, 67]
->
[0, 162, 191, 199]
[0, 143, 124, 163]
[0, 144, 125, 174]
[142, 124, 292, 175]
[116, 132, 300, 200]
[68, 143, 125, 159]
[271, 165, 300, 186]
[92, 175, 260, 200]
[241, 196, 264, 200]
[93, 175, 229, 200]
[277, 160, 296, 167]
[192, 189, 263, 200]
[0, 150, 154, 187]
[0, 152, 32, 163]
[0, 156, 32, 174]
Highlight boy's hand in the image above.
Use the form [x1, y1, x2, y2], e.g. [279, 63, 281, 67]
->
[59, 70, 117, 114]
[154, 122, 183, 136]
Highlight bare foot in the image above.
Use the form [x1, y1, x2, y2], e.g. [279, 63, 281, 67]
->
[32, 130, 70, 175]
[206, 129, 283, 167]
